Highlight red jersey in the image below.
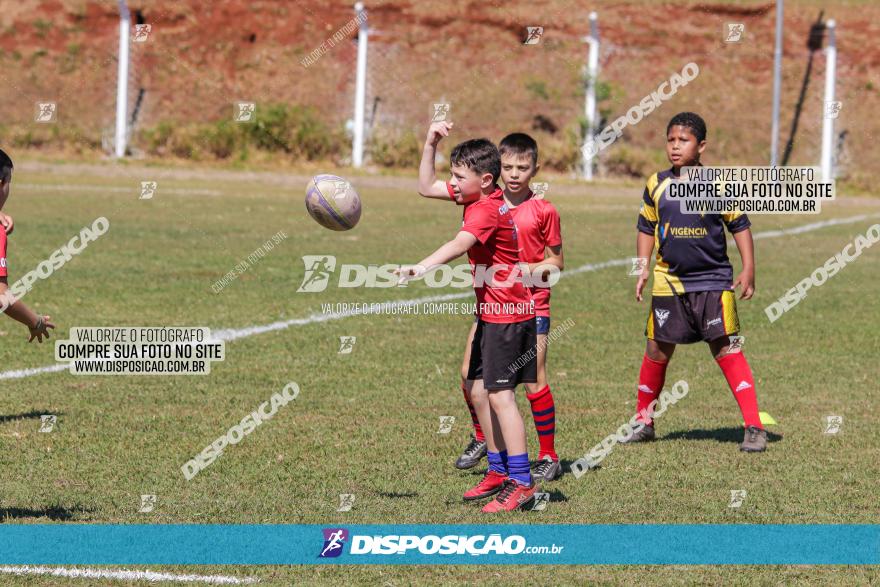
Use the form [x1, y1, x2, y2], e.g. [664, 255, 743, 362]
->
[0, 230, 7, 278]
[509, 193, 562, 317]
[459, 187, 534, 323]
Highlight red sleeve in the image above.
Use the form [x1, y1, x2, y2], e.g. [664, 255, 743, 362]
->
[0, 230, 7, 278]
[461, 202, 497, 245]
[541, 203, 562, 247]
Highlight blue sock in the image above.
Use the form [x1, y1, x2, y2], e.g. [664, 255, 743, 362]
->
[487, 451, 507, 475]
[500, 450, 509, 470]
[507, 453, 532, 486]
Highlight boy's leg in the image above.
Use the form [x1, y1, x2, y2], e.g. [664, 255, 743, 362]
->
[527, 316, 562, 481]
[697, 290, 766, 452]
[462, 321, 507, 500]
[709, 336, 766, 451]
[636, 338, 676, 425]
[471, 379, 503, 453]
[475, 319, 539, 512]
[624, 293, 692, 444]
[488, 388, 527, 466]
[527, 321, 558, 461]
[462, 383, 509, 500]
[620, 338, 674, 443]
[456, 320, 486, 469]
[481, 388, 537, 512]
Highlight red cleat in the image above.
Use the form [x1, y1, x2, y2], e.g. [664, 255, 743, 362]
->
[463, 470, 508, 501]
[481, 479, 537, 513]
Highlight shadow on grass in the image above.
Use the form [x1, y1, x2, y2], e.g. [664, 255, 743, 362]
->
[560, 459, 590, 474]
[0, 503, 91, 522]
[377, 491, 418, 499]
[544, 489, 568, 503]
[0, 410, 62, 424]
[660, 427, 783, 444]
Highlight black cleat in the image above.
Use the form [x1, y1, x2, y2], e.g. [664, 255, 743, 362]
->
[620, 423, 655, 443]
[740, 426, 768, 452]
[531, 455, 562, 482]
[455, 435, 487, 469]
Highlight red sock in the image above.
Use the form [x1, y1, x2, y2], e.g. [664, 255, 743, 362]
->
[462, 384, 485, 442]
[636, 354, 668, 425]
[527, 385, 557, 461]
[716, 352, 762, 429]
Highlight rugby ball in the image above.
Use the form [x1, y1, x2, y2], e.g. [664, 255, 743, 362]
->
[305, 174, 362, 231]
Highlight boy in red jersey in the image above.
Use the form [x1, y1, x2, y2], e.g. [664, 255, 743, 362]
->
[0, 148, 55, 342]
[624, 112, 766, 452]
[461, 133, 564, 481]
[418, 123, 565, 482]
[403, 130, 539, 512]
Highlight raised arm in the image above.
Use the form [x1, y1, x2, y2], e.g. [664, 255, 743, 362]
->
[418, 121, 455, 199]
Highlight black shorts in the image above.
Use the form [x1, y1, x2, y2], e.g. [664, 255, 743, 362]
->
[646, 290, 740, 344]
[467, 318, 538, 390]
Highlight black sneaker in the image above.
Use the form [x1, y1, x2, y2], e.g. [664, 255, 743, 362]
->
[740, 426, 768, 452]
[455, 435, 487, 469]
[531, 455, 562, 482]
[620, 423, 655, 443]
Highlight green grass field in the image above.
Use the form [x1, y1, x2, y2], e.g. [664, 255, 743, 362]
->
[1, 160, 879, 585]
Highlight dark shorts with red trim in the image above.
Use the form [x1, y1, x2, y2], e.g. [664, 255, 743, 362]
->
[467, 318, 537, 390]
[646, 290, 740, 344]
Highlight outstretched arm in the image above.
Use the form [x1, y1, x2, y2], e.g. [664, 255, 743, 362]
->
[0, 280, 55, 342]
[395, 231, 478, 283]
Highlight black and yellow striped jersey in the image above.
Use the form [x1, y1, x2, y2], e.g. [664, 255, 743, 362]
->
[637, 167, 751, 296]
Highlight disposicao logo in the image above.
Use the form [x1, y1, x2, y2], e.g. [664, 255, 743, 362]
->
[319, 528, 349, 558]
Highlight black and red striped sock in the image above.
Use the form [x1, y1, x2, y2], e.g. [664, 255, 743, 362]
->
[462, 384, 485, 442]
[527, 384, 557, 461]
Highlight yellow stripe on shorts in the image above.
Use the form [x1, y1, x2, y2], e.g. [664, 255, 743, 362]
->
[721, 290, 739, 334]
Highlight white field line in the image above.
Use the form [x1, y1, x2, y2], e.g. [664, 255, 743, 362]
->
[1, 213, 875, 380]
[16, 183, 222, 196]
[0, 565, 258, 584]
[0, 363, 68, 380]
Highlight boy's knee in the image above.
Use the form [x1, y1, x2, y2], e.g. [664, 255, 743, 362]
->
[646, 339, 674, 362]
[487, 389, 513, 408]
[708, 337, 730, 359]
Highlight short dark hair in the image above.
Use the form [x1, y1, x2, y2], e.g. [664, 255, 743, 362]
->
[499, 133, 538, 166]
[667, 112, 707, 142]
[0, 148, 12, 183]
[450, 138, 500, 183]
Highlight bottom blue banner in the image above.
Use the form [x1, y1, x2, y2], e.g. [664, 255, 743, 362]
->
[1, 525, 877, 565]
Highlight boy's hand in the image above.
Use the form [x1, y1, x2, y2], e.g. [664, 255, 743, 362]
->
[28, 315, 55, 343]
[635, 269, 650, 301]
[733, 268, 755, 300]
[394, 264, 427, 286]
[0, 211, 13, 235]
[426, 121, 453, 147]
